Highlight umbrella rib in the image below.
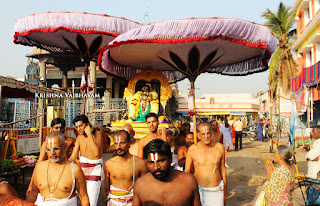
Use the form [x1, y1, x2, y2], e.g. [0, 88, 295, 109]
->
[158, 56, 189, 76]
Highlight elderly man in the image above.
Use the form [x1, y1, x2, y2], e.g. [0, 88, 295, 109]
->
[137, 113, 169, 158]
[69, 114, 104, 206]
[133, 139, 200, 206]
[185, 122, 227, 206]
[103, 130, 147, 206]
[27, 118, 76, 196]
[27, 131, 89, 206]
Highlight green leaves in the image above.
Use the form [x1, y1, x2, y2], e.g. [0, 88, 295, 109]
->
[62, 34, 102, 63]
[262, 2, 297, 94]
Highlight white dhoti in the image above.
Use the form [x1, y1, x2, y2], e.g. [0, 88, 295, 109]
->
[171, 153, 183, 171]
[35, 193, 77, 206]
[107, 185, 134, 206]
[79, 156, 103, 206]
[199, 180, 224, 206]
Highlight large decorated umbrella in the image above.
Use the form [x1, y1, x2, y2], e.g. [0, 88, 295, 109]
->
[14, 11, 141, 113]
[99, 17, 278, 142]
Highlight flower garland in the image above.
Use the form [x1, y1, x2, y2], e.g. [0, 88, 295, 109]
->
[128, 91, 159, 120]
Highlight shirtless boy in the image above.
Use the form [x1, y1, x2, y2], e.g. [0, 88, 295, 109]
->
[185, 122, 227, 206]
[137, 113, 169, 158]
[69, 114, 104, 206]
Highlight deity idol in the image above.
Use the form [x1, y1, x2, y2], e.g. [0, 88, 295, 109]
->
[128, 84, 159, 122]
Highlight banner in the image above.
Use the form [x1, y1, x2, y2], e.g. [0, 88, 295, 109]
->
[292, 60, 320, 92]
[280, 100, 292, 114]
[17, 134, 40, 154]
[295, 87, 307, 115]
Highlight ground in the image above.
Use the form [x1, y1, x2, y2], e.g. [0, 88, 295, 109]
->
[15, 135, 309, 205]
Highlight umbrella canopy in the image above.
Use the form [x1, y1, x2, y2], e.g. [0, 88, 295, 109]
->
[14, 11, 141, 59]
[98, 17, 278, 82]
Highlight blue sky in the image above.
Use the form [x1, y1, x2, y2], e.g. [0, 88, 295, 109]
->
[0, 0, 295, 96]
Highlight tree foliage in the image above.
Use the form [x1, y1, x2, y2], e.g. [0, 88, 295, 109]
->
[262, 2, 297, 97]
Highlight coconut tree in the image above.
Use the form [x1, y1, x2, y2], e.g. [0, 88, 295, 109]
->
[262, 2, 297, 98]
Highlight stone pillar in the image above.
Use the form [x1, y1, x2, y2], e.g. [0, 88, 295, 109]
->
[114, 82, 120, 98]
[88, 61, 97, 125]
[37, 58, 47, 145]
[62, 70, 68, 91]
[103, 76, 112, 125]
[37, 59, 47, 128]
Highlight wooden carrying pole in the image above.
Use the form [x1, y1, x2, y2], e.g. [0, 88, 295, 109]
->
[189, 79, 197, 144]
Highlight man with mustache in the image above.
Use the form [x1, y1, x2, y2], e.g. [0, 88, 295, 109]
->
[26, 118, 76, 196]
[69, 114, 104, 206]
[137, 113, 170, 159]
[26, 132, 89, 206]
[177, 132, 195, 170]
[103, 130, 147, 206]
[104, 124, 139, 156]
[133, 139, 200, 206]
[185, 122, 227, 206]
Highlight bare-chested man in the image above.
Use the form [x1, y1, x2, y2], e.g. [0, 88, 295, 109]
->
[185, 122, 227, 206]
[133, 139, 200, 206]
[69, 114, 104, 206]
[177, 132, 194, 170]
[27, 132, 89, 206]
[211, 120, 223, 144]
[105, 124, 139, 156]
[103, 130, 147, 206]
[137, 113, 170, 159]
[27, 118, 76, 196]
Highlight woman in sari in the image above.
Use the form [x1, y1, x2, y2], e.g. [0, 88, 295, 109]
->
[219, 119, 234, 151]
[263, 145, 295, 206]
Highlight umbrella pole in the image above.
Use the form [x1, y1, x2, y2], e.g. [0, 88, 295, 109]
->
[190, 79, 197, 143]
[82, 63, 88, 114]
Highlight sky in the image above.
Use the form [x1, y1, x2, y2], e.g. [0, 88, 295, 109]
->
[0, 0, 295, 97]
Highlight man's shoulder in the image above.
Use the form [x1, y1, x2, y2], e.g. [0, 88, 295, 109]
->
[187, 144, 198, 153]
[134, 155, 145, 164]
[76, 134, 86, 140]
[106, 156, 119, 165]
[178, 171, 197, 182]
[178, 146, 187, 152]
[139, 135, 153, 144]
[65, 136, 76, 142]
[35, 160, 48, 168]
[136, 173, 152, 185]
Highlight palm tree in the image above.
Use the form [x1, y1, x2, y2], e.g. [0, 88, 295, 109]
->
[262, 2, 297, 98]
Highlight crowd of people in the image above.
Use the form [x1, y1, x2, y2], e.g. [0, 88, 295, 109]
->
[0, 113, 319, 206]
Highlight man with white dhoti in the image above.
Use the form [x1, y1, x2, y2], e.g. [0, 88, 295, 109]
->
[27, 132, 89, 206]
[185, 122, 227, 206]
[103, 130, 147, 206]
[69, 115, 104, 206]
